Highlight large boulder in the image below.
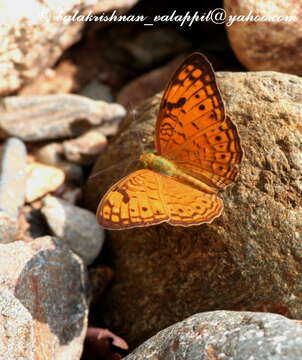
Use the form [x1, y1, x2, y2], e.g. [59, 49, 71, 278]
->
[125, 311, 302, 359]
[85, 70, 302, 346]
[224, 0, 302, 75]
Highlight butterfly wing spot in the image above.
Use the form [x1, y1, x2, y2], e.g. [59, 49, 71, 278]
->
[166, 97, 186, 110]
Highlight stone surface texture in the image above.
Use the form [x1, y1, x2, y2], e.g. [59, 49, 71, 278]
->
[42, 195, 104, 265]
[0, 236, 89, 359]
[0, 0, 140, 96]
[125, 311, 302, 359]
[224, 0, 302, 75]
[0, 94, 126, 141]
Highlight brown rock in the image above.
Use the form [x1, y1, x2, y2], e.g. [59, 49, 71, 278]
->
[0, 0, 91, 96]
[0, 236, 88, 359]
[92, 0, 139, 13]
[85, 71, 302, 347]
[83, 327, 128, 360]
[224, 0, 302, 75]
[0, 0, 140, 96]
[26, 161, 65, 202]
[125, 311, 302, 359]
[117, 54, 187, 110]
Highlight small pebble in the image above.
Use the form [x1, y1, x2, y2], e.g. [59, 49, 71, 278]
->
[25, 161, 65, 202]
[35, 142, 84, 184]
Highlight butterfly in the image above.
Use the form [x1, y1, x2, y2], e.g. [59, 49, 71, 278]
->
[96, 53, 243, 230]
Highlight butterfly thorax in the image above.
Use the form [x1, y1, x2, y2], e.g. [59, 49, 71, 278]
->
[140, 152, 217, 194]
[140, 153, 177, 177]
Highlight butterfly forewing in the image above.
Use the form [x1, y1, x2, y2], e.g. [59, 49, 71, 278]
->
[155, 53, 242, 190]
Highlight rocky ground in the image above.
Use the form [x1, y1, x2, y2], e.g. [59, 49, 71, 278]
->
[0, 0, 301, 359]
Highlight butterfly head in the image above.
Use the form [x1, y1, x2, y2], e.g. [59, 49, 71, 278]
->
[140, 152, 155, 169]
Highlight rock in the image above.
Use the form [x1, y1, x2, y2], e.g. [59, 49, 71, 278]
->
[26, 161, 65, 202]
[61, 185, 82, 205]
[83, 328, 128, 360]
[85, 71, 302, 346]
[224, 0, 302, 75]
[0, 94, 126, 141]
[88, 266, 114, 304]
[117, 54, 187, 110]
[92, 0, 139, 13]
[0, 138, 27, 243]
[35, 142, 84, 184]
[80, 79, 113, 102]
[42, 196, 104, 265]
[19, 60, 79, 96]
[22, 204, 50, 239]
[63, 129, 107, 165]
[125, 311, 302, 359]
[0, 0, 141, 96]
[0, 236, 88, 359]
[0, 0, 96, 96]
[120, 28, 191, 71]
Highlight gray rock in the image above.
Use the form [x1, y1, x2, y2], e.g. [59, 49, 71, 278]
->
[126, 311, 302, 360]
[0, 236, 88, 359]
[0, 94, 126, 141]
[42, 196, 104, 265]
[80, 79, 113, 102]
[0, 138, 27, 243]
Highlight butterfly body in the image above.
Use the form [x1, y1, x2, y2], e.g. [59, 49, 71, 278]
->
[140, 153, 177, 177]
[97, 53, 243, 230]
[140, 152, 217, 194]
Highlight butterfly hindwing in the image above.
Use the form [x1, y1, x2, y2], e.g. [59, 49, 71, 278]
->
[160, 174, 223, 226]
[97, 169, 223, 229]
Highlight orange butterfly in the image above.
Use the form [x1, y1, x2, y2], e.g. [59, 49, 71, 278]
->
[97, 53, 243, 230]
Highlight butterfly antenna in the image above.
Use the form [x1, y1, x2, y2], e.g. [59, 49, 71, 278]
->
[121, 158, 140, 178]
[88, 157, 138, 180]
[129, 103, 146, 154]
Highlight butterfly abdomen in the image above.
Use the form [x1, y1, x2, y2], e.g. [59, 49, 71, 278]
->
[140, 153, 217, 194]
